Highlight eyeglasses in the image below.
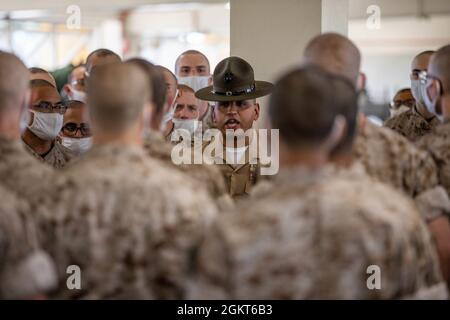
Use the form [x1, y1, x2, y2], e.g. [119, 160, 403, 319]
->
[71, 78, 86, 88]
[32, 101, 67, 114]
[411, 69, 426, 81]
[391, 99, 415, 109]
[62, 123, 92, 137]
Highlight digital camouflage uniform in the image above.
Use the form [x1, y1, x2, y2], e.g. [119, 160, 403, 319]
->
[0, 185, 57, 299]
[417, 121, 450, 197]
[39, 144, 218, 299]
[384, 105, 440, 142]
[24, 139, 74, 169]
[0, 136, 54, 199]
[188, 165, 447, 299]
[353, 121, 439, 197]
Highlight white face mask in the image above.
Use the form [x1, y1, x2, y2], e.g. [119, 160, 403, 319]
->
[61, 136, 92, 155]
[160, 89, 179, 132]
[177, 76, 210, 92]
[422, 81, 444, 122]
[68, 87, 87, 103]
[390, 105, 410, 118]
[172, 118, 199, 135]
[28, 111, 63, 141]
[411, 79, 424, 106]
[20, 107, 30, 134]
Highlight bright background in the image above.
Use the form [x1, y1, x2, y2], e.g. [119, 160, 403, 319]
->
[1, 0, 450, 103]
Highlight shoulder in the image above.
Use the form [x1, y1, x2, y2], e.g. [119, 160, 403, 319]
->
[417, 122, 450, 151]
[384, 110, 412, 128]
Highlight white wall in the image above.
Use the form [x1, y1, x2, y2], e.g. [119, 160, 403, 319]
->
[349, 14, 450, 102]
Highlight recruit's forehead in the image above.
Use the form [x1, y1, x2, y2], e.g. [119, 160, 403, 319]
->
[178, 54, 209, 69]
[177, 89, 198, 104]
[30, 72, 56, 88]
[411, 53, 433, 71]
[88, 54, 120, 73]
[31, 86, 60, 103]
[64, 104, 88, 123]
[71, 66, 86, 80]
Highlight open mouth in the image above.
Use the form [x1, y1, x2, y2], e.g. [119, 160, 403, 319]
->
[224, 118, 240, 130]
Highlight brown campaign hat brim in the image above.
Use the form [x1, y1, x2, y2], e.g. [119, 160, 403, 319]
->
[195, 80, 274, 102]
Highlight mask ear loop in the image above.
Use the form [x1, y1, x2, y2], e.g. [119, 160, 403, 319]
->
[434, 79, 443, 116]
[322, 115, 346, 153]
[20, 90, 31, 133]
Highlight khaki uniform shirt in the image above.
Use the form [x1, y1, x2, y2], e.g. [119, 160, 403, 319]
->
[143, 131, 230, 203]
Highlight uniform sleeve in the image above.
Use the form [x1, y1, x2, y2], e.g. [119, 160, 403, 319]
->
[0, 249, 57, 299]
[406, 146, 439, 196]
[415, 186, 450, 222]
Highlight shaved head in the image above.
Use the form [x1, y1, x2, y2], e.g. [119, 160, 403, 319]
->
[303, 33, 361, 86]
[30, 79, 55, 90]
[29, 67, 57, 88]
[126, 58, 166, 115]
[411, 50, 435, 72]
[87, 63, 151, 133]
[429, 45, 450, 93]
[175, 50, 210, 76]
[270, 65, 357, 151]
[0, 52, 29, 114]
[178, 84, 195, 95]
[86, 49, 121, 75]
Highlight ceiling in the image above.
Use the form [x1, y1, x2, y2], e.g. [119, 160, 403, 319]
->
[0, 0, 449, 26]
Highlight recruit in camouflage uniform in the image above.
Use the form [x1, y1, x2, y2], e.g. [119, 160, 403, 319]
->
[351, 121, 450, 227]
[0, 136, 54, 199]
[143, 130, 232, 205]
[0, 185, 57, 299]
[384, 104, 440, 142]
[417, 121, 450, 196]
[24, 139, 74, 169]
[188, 165, 448, 299]
[353, 120, 439, 197]
[39, 145, 218, 299]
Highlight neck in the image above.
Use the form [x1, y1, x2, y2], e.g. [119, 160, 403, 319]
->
[93, 131, 143, 148]
[330, 152, 354, 168]
[22, 128, 53, 155]
[280, 150, 328, 170]
[0, 118, 21, 140]
[221, 129, 253, 148]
